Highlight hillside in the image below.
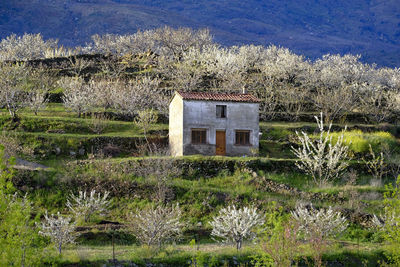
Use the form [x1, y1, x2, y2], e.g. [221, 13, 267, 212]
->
[0, 48, 400, 265]
[1, 0, 400, 66]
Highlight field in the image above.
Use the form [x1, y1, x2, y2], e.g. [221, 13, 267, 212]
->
[2, 103, 400, 266]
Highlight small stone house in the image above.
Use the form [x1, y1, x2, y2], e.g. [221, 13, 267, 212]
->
[169, 91, 260, 156]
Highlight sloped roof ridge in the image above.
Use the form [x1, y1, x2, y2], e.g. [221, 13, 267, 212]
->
[176, 91, 260, 103]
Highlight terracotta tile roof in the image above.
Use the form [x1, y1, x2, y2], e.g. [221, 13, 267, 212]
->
[176, 91, 261, 103]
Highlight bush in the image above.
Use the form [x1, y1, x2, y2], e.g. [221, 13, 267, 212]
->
[328, 130, 398, 154]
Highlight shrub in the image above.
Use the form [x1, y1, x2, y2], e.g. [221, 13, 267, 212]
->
[328, 130, 398, 154]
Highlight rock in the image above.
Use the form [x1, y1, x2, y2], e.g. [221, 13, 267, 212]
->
[54, 147, 61, 155]
[78, 148, 85, 155]
[69, 151, 76, 156]
[46, 129, 65, 134]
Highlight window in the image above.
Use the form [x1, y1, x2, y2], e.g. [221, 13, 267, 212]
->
[216, 105, 227, 118]
[192, 129, 207, 144]
[235, 130, 251, 145]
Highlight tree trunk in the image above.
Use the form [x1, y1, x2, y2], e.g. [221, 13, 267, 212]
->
[112, 232, 116, 266]
[236, 239, 242, 250]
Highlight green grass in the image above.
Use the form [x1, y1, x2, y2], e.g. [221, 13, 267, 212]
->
[329, 130, 399, 154]
[55, 243, 387, 267]
[3, 104, 399, 265]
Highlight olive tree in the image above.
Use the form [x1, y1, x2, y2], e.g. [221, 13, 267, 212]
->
[210, 205, 264, 250]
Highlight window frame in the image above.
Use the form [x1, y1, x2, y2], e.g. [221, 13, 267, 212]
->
[235, 130, 251, 146]
[216, 105, 227, 118]
[191, 128, 207, 144]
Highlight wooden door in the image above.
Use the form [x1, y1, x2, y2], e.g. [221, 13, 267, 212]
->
[216, 130, 226, 156]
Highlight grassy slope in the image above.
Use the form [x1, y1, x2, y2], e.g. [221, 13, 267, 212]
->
[2, 105, 398, 265]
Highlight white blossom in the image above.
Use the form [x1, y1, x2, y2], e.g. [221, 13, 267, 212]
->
[210, 205, 264, 250]
[37, 211, 76, 255]
[372, 211, 399, 229]
[112, 76, 167, 116]
[0, 33, 58, 61]
[291, 204, 348, 238]
[129, 204, 183, 247]
[0, 62, 31, 119]
[66, 190, 110, 223]
[59, 77, 94, 117]
[291, 113, 350, 186]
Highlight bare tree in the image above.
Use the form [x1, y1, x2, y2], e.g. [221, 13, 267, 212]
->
[99, 55, 127, 79]
[291, 204, 348, 267]
[131, 158, 180, 179]
[130, 158, 180, 203]
[362, 144, 388, 186]
[157, 52, 204, 92]
[134, 109, 158, 145]
[291, 113, 350, 186]
[129, 204, 183, 248]
[67, 56, 93, 78]
[312, 83, 359, 123]
[66, 190, 110, 223]
[88, 113, 109, 135]
[210, 205, 264, 250]
[89, 27, 212, 59]
[276, 85, 309, 121]
[37, 211, 76, 255]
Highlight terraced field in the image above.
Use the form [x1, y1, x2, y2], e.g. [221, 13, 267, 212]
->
[2, 103, 400, 266]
